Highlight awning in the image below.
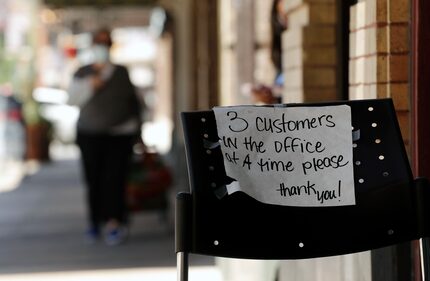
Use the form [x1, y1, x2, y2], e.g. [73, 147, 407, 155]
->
[44, 0, 157, 7]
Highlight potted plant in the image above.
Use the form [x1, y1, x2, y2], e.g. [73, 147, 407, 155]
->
[22, 100, 52, 162]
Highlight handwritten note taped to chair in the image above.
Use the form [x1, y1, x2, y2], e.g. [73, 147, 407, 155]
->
[213, 105, 356, 207]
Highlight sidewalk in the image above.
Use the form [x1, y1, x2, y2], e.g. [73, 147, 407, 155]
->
[0, 158, 218, 280]
[0, 159, 27, 193]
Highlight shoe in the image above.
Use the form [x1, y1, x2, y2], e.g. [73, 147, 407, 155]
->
[84, 227, 100, 244]
[104, 227, 128, 246]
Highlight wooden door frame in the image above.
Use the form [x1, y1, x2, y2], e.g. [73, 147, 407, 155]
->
[412, 0, 430, 177]
[412, 0, 430, 280]
[191, 0, 219, 110]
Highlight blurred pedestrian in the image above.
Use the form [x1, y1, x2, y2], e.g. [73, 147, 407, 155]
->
[271, 0, 287, 86]
[68, 28, 142, 245]
[251, 0, 288, 105]
[251, 84, 279, 105]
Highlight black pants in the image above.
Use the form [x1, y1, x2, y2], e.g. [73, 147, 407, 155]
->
[77, 131, 135, 228]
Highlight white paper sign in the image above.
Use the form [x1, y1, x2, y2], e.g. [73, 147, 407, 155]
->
[213, 105, 356, 207]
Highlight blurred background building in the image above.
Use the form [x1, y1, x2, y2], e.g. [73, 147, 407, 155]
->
[0, 0, 428, 280]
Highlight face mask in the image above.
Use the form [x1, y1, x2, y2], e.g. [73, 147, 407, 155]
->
[92, 44, 110, 64]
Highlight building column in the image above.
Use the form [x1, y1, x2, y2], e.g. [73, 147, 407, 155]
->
[282, 0, 338, 103]
[349, 0, 388, 100]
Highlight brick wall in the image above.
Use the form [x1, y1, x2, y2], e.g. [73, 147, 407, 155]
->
[349, 0, 410, 148]
[254, 0, 277, 86]
[282, 0, 337, 103]
[389, 0, 410, 148]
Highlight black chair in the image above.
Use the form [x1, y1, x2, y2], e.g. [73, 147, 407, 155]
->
[176, 99, 430, 281]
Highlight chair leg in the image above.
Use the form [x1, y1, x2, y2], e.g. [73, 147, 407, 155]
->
[420, 238, 430, 280]
[177, 252, 189, 281]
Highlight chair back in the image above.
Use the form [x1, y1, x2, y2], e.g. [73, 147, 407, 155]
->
[177, 99, 430, 260]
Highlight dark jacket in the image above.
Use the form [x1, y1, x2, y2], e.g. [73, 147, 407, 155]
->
[74, 64, 141, 134]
